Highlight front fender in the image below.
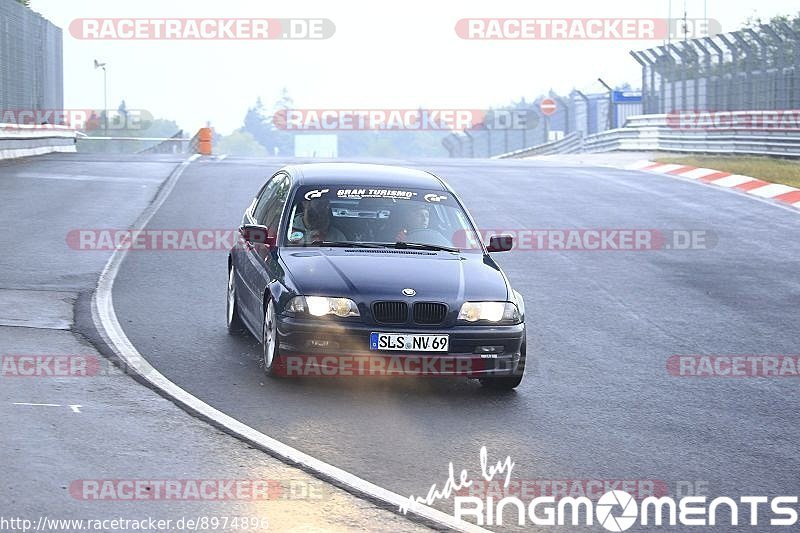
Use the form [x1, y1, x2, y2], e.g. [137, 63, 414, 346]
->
[512, 289, 525, 321]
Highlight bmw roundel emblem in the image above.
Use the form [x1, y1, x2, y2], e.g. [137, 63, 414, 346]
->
[402, 288, 416, 297]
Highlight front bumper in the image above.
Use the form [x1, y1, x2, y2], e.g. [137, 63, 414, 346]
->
[275, 316, 525, 377]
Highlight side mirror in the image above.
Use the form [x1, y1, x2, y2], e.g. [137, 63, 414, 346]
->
[239, 224, 276, 248]
[487, 234, 513, 252]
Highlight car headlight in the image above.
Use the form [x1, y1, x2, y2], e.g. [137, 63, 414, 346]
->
[286, 296, 360, 318]
[457, 301, 520, 324]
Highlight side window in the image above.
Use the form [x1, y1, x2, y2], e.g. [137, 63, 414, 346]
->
[260, 174, 291, 231]
[253, 174, 281, 223]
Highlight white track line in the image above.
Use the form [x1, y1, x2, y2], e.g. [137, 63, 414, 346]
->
[90, 154, 486, 533]
[646, 163, 684, 174]
[747, 183, 797, 198]
[627, 160, 657, 170]
[676, 167, 722, 180]
[707, 174, 755, 188]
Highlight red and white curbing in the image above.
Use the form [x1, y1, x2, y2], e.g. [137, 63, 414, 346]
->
[628, 160, 800, 210]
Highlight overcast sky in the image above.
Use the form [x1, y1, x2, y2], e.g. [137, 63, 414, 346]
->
[31, 0, 800, 134]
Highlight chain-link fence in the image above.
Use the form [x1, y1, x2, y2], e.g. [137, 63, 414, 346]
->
[632, 22, 800, 113]
[442, 92, 625, 158]
[0, 0, 63, 114]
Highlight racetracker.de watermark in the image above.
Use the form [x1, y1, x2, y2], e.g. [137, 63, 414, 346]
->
[0, 109, 153, 131]
[66, 229, 242, 251]
[69, 479, 326, 501]
[1, 355, 103, 377]
[272, 108, 539, 131]
[0, 354, 165, 379]
[667, 355, 800, 377]
[456, 479, 670, 501]
[69, 18, 335, 40]
[456, 229, 717, 251]
[455, 18, 721, 40]
[277, 355, 508, 377]
[666, 110, 800, 130]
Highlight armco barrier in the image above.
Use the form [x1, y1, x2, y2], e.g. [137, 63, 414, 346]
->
[77, 135, 188, 154]
[498, 111, 800, 159]
[138, 130, 187, 154]
[0, 124, 77, 160]
[493, 132, 583, 159]
[0, 125, 212, 159]
[76, 128, 208, 155]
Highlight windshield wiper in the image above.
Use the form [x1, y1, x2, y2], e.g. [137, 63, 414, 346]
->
[354, 241, 461, 253]
[309, 240, 384, 248]
[392, 241, 460, 253]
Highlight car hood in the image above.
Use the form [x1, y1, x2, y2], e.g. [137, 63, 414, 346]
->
[280, 248, 509, 303]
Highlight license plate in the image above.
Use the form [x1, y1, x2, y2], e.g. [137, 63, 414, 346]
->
[370, 332, 449, 352]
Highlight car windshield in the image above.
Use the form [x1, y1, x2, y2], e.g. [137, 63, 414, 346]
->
[285, 185, 483, 251]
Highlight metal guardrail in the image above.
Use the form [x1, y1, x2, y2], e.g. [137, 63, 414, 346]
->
[188, 129, 201, 154]
[495, 132, 583, 159]
[75, 130, 197, 154]
[0, 126, 210, 159]
[76, 136, 183, 154]
[137, 130, 187, 154]
[498, 111, 800, 159]
[0, 123, 76, 159]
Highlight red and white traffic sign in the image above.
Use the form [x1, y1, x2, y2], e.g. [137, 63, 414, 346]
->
[540, 98, 557, 116]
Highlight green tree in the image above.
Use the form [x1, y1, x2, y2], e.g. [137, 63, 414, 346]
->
[216, 130, 268, 156]
[241, 88, 295, 155]
[743, 12, 800, 32]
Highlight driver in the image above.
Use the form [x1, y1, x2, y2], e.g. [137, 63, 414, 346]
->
[294, 197, 346, 244]
[395, 205, 430, 241]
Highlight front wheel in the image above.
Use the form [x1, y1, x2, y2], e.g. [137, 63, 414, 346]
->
[479, 331, 526, 390]
[262, 298, 283, 377]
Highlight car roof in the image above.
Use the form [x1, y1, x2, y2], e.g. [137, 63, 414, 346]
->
[285, 163, 448, 191]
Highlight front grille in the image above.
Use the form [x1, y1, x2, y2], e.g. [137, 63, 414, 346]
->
[413, 302, 448, 325]
[373, 301, 408, 324]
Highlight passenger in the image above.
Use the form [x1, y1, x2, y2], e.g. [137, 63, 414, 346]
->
[294, 198, 347, 244]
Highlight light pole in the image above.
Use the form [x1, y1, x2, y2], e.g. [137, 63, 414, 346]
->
[597, 77, 614, 130]
[94, 59, 107, 134]
[667, 0, 671, 44]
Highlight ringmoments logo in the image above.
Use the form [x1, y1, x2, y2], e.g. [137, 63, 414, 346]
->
[401, 447, 800, 529]
[596, 490, 638, 531]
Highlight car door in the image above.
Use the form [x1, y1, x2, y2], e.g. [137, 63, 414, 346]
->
[241, 172, 291, 325]
[235, 173, 281, 325]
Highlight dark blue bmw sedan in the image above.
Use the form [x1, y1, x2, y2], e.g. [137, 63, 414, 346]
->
[227, 163, 526, 389]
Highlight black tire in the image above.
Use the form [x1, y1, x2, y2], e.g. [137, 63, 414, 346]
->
[226, 264, 246, 335]
[262, 298, 284, 377]
[479, 331, 526, 390]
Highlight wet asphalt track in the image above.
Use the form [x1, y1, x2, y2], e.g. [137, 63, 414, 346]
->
[106, 155, 800, 530]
